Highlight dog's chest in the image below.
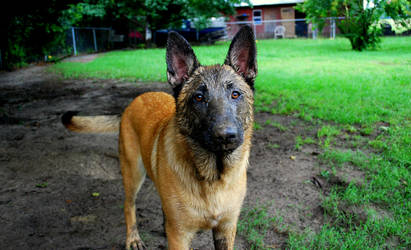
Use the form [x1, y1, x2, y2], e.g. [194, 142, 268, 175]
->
[205, 215, 222, 228]
[193, 182, 246, 229]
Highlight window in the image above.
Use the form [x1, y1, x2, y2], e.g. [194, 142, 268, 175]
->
[253, 10, 262, 25]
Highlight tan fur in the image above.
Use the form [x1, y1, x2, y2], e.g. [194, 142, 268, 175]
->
[62, 79, 253, 250]
[65, 115, 120, 133]
[64, 26, 256, 250]
[118, 91, 252, 249]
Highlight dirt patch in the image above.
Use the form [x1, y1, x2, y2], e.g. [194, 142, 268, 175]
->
[62, 54, 100, 63]
[0, 66, 337, 249]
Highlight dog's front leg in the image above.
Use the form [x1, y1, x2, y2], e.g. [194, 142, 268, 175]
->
[212, 221, 237, 250]
[165, 220, 195, 250]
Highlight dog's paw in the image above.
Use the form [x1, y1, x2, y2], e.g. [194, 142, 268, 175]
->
[126, 231, 146, 250]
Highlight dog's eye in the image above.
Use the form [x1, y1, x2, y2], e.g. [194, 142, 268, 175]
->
[194, 94, 204, 102]
[231, 91, 241, 99]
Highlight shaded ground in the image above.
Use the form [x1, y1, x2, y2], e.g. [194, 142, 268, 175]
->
[0, 65, 346, 249]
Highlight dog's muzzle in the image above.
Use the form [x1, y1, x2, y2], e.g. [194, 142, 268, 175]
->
[212, 125, 243, 153]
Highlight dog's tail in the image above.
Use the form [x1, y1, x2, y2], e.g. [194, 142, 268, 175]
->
[62, 111, 120, 133]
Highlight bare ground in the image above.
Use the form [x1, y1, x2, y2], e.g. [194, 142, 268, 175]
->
[0, 65, 352, 249]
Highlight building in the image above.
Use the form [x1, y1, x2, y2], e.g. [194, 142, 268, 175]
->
[227, 0, 308, 39]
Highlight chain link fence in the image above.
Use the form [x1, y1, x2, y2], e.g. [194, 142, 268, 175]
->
[68, 27, 112, 56]
[45, 27, 113, 61]
[226, 18, 338, 40]
[45, 18, 408, 62]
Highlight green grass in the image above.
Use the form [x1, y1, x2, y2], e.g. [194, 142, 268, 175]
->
[237, 204, 273, 249]
[295, 136, 316, 150]
[52, 37, 411, 248]
[265, 119, 288, 132]
[238, 203, 288, 250]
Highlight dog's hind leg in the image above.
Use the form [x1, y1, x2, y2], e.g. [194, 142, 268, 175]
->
[119, 122, 146, 250]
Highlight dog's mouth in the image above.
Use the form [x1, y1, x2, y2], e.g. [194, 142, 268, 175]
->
[184, 123, 244, 155]
[218, 138, 242, 152]
[203, 135, 243, 155]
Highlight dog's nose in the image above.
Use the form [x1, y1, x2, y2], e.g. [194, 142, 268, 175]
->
[215, 126, 237, 142]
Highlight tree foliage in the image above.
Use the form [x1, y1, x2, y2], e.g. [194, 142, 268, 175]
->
[1, 0, 248, 70]
[144, 0, 248, 30]
[1, 0, 75, 69]
[297, 0, 410, 51]
[61, 0, 146, 28]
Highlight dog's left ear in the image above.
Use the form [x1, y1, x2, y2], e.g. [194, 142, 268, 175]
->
[224, 26, 257, 90]
[166, 31, 200, 97]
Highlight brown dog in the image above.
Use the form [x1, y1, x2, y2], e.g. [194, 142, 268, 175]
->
[63, 26, 257, 250]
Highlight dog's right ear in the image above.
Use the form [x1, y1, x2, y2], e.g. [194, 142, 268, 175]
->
[224, 26, 257, 90]
[166, 32, 200, 97]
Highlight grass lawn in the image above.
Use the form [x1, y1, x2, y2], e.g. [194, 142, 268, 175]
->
[52, 37, 411, 248]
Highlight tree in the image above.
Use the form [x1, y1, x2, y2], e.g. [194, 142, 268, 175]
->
[1, 0, 78, 70]
[63, 0, 249, 45]
[63, 0, 249, 38]
[1, 0, 249, 69]
[143, 0, 249, 44]
[297, 0, 410, 51]
[144, 0, 249, 33]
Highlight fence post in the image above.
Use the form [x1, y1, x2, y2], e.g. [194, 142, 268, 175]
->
[253, 21, 257, 40]
[313, 24, 318, 40]
[331, 17, 336, 39]
[93, 28, 98, 52]
[71, 27, 77, 56]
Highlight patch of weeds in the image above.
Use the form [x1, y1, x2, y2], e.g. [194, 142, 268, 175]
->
[253, 122, 263, 131]
[267, 143, 280, 149]
[264, 119, 287, 131]
[238, 204, 271, 249]
[35, 182, 48, 188]
[384, 124, 411, 168]
[317, 125, 341, 149]
[359, 125, 374, 136]
[238, 203, 287, 250]
[341, 183, 364, 205]
[368, 136, 387, 151]
[320, 149, 368, 169]
[350, 135, 364, 148]
[343, 124, 358, 134]
[295, 136, 316, 150]
[306, 140, 411, 248]
[289, 120, 298, 127]
[316, 185, 410, 248]
[320, 170, 330, 179]
[317, 125, 341, 138]
[288, 218, 407, 249]
[297, 110, 313, 122]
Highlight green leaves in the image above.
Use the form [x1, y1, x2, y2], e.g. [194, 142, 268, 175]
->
[297, 0, 410, 51]
[145, 0, 249, 30]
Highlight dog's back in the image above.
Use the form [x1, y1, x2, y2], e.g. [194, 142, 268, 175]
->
[119, 91, 175, 175]
[121, 91, 175, 139]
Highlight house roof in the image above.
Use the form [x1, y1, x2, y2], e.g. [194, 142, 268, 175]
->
[237, 0, 304, 7]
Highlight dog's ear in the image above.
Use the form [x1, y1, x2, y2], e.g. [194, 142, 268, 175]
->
[224, 26, 257, 90]
[166, 31, 200, 96]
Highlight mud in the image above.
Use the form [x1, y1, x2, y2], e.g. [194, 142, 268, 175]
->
[0, 65, 339, 249]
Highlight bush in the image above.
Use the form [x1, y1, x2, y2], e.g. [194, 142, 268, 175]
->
[297, 0, 410, 51]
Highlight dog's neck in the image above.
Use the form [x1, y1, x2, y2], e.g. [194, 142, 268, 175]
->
[188, 139, 246, 182]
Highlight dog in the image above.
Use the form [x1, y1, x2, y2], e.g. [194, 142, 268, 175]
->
[62, 26, 257, 250]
